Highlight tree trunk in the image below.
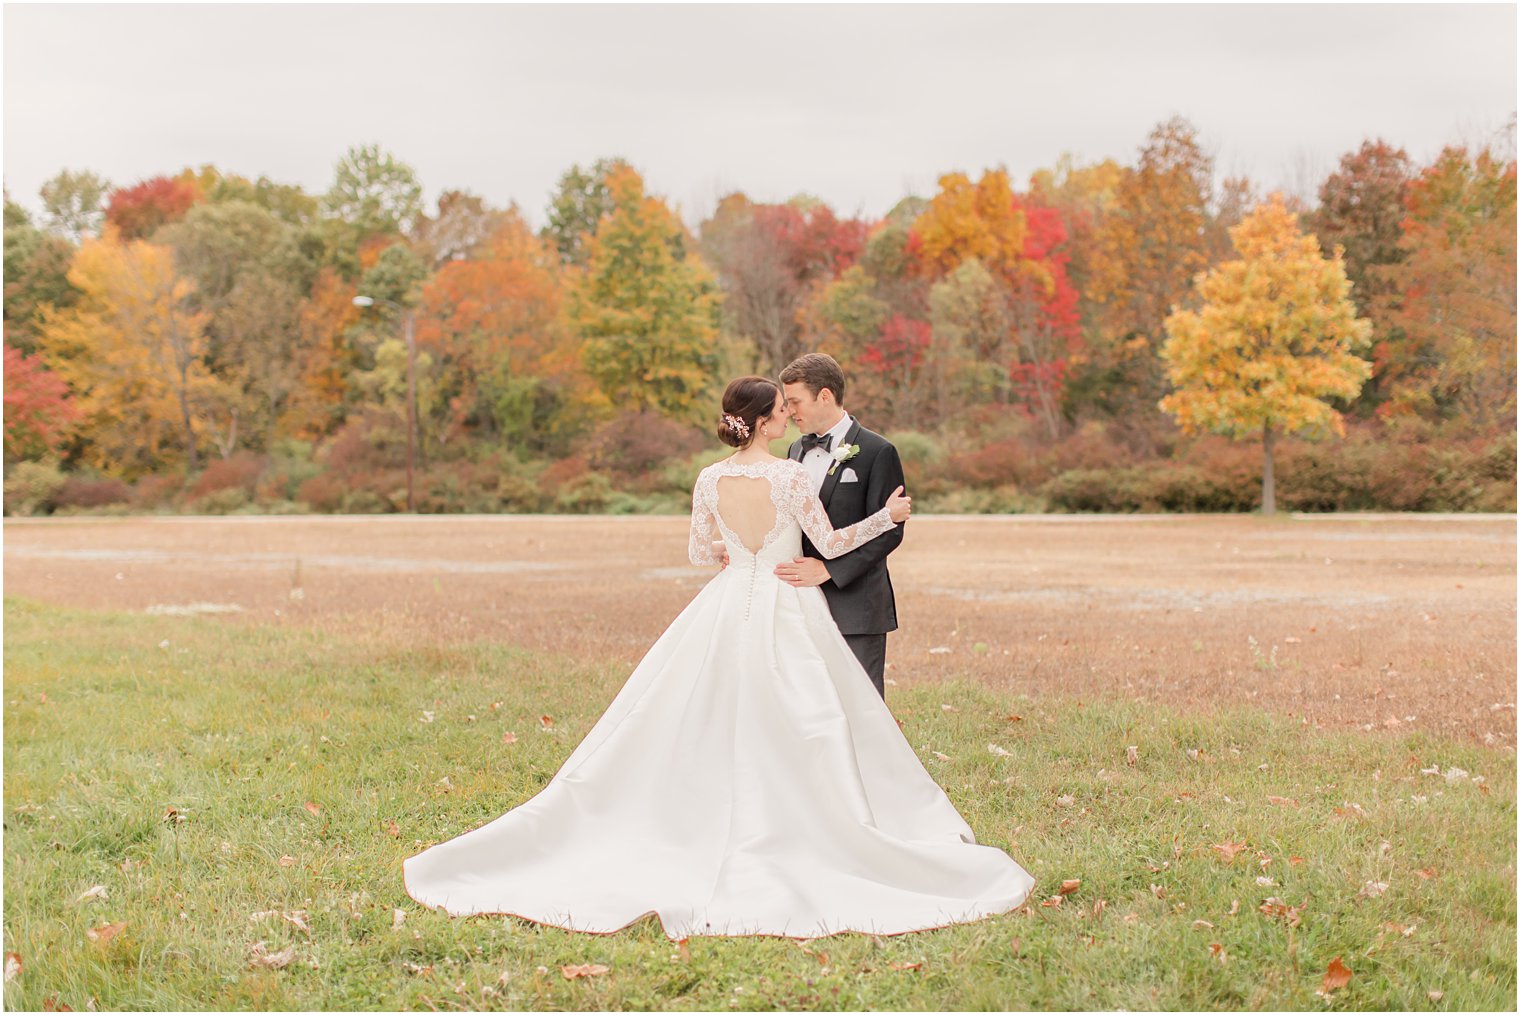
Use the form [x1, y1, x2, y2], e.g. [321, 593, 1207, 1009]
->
[177, 366, 200, 474]
[1261, 423, 1277, 515]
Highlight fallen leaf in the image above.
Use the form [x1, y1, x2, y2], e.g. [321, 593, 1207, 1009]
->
[539, 714, 554, 729]
[1288, 856, 1305, 865]
[888, 961, 923, 972]
[419, 711, 435, 724]
[1228, 899, 1240, 916]
[1357, 881, 1389, 899]
[939, 703, 959, 712]
[1208, 942, 1227, 964]
[1258, 897, 1305, 927]
[384, 821, 400, 838]
[277, 855, 296, 868]
[1058, 879, 1081, 896]
[85, 923, 126, 947]
[675, 937, 691, 963]
[502, 731, 518, 744]
[402, 961, 433, 976]
[987, 743, 1011, 757]
[1321, 956, 1352, 994]
[1212, 841, 1248, 863]
[932, 751, 952, 762]
[1193, 919, 1216, 929]
[1255, 876, 1277, 887]
[1428, 990, 1444, 1002]
[1125, 745, 1139, 766]
[74, 885, 108, 904]
[1091, 899, 1107, 918]
[248, 942, 297, 969]
[560, 963, 610, 980]
[40, 996, 72, 1012]
[304, 801, 321, 817]
[4, 953, 20, 982]
[1414, 867, 1437, 880]
[1005, 714, 1024, 722]
[1266, 795, 1299, 807]
[281, 911, 311, 934]
[1039, 896, 1063, 908]
[392, 909, 406, 930]
[1055, 794, 1075, 808]
[1150, 884, 1167, 899]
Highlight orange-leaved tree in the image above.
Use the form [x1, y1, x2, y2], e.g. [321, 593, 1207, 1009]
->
[1159, 195, 1372, 514]
[36, 229, 224, 476]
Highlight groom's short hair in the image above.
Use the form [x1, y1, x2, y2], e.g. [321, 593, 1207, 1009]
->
[780, 353, 846, 406]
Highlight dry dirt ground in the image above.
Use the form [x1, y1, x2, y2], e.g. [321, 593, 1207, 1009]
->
[4, 513, 1515, 742]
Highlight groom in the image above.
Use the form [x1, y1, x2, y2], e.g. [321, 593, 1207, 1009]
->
[775, 353, 906, 699]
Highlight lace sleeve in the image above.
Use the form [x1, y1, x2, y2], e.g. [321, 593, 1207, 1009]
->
[688, 470, 722, 565]
[782, 461, 896, 560]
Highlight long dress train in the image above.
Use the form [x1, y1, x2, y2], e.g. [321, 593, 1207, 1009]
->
[403, 457, 1034, 938]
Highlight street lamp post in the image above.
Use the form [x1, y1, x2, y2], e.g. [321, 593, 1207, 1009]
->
[352, 295, 417, 513]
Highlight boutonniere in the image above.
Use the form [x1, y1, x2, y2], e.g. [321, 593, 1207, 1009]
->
[828, 443, 860, 476]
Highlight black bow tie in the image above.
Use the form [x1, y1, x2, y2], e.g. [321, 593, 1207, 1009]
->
[800, 433, 834, 454]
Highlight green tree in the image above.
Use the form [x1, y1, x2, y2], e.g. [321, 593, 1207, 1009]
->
[543, 157, 631, 266]
[569, 166, 720, 419]
[4, 194, 78, 354]
[39, 169, 110, 242]
[323, 143, 423, 237]
[1159, 195, 1372, 514]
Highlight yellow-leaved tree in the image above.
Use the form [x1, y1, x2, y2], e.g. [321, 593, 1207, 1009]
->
[1159, 195, 1372, 514]
[36, 228, 225, 477]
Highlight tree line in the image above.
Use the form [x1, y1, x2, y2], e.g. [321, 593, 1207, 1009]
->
[4, 117, 1515, 515]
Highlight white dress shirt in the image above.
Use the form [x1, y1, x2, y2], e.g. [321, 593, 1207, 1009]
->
[801, 413, 855, 493]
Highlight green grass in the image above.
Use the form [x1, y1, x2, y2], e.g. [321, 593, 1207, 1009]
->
[3, 596, 1514, 1011]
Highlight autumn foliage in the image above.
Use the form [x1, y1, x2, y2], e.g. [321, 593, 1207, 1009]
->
[4, 126, 1513, 515]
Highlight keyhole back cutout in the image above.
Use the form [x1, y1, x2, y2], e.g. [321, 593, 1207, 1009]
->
[714, 475, 777, 554]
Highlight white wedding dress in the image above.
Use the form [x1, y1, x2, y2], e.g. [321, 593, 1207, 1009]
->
[403, 456, 1034, 938]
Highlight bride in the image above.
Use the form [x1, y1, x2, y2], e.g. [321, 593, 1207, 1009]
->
[404, 376, 1034, 938]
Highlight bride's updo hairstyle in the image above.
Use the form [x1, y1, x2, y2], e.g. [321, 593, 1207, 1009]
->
[716, 375, 781, 448]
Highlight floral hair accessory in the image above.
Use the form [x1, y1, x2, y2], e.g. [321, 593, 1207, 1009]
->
[722, 414, 751, 440]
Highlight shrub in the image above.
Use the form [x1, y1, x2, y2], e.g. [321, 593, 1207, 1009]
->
[53, 475, 131, 510]
[190, 452, 268, 499]
[3, 459, 66, 516]
[554, 472, 614, 513]
[295, 472, 348, 513]
[889, 431, 944, 471]
[588, 411, 704, 488]
[340, 489, 389, 514]
[946, 438, 1035, 489]
[922, 484, 1046, 514]
[320, 408, 409, 474]
[187, 487, 250, 515]
[131, 474, 183, 511]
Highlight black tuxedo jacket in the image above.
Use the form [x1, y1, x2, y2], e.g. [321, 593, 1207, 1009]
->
[788, 419, 906, 636]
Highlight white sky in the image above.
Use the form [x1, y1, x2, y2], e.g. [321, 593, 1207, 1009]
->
[4, 3, 1516, 229]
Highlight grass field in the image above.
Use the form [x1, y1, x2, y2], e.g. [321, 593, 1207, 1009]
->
[3, 596, 1514, 1011]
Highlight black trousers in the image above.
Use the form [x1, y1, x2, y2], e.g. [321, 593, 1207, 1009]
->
[843, 633, 887, 699]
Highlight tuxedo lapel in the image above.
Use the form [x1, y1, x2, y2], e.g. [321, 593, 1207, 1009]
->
[788, 439, 804, 463]
[818, 419, 862, 509]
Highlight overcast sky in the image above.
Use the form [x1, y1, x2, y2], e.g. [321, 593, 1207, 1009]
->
[4, 4, 1515, 229]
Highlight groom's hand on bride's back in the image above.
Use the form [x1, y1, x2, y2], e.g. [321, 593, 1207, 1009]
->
[775, 557, 830, 587]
